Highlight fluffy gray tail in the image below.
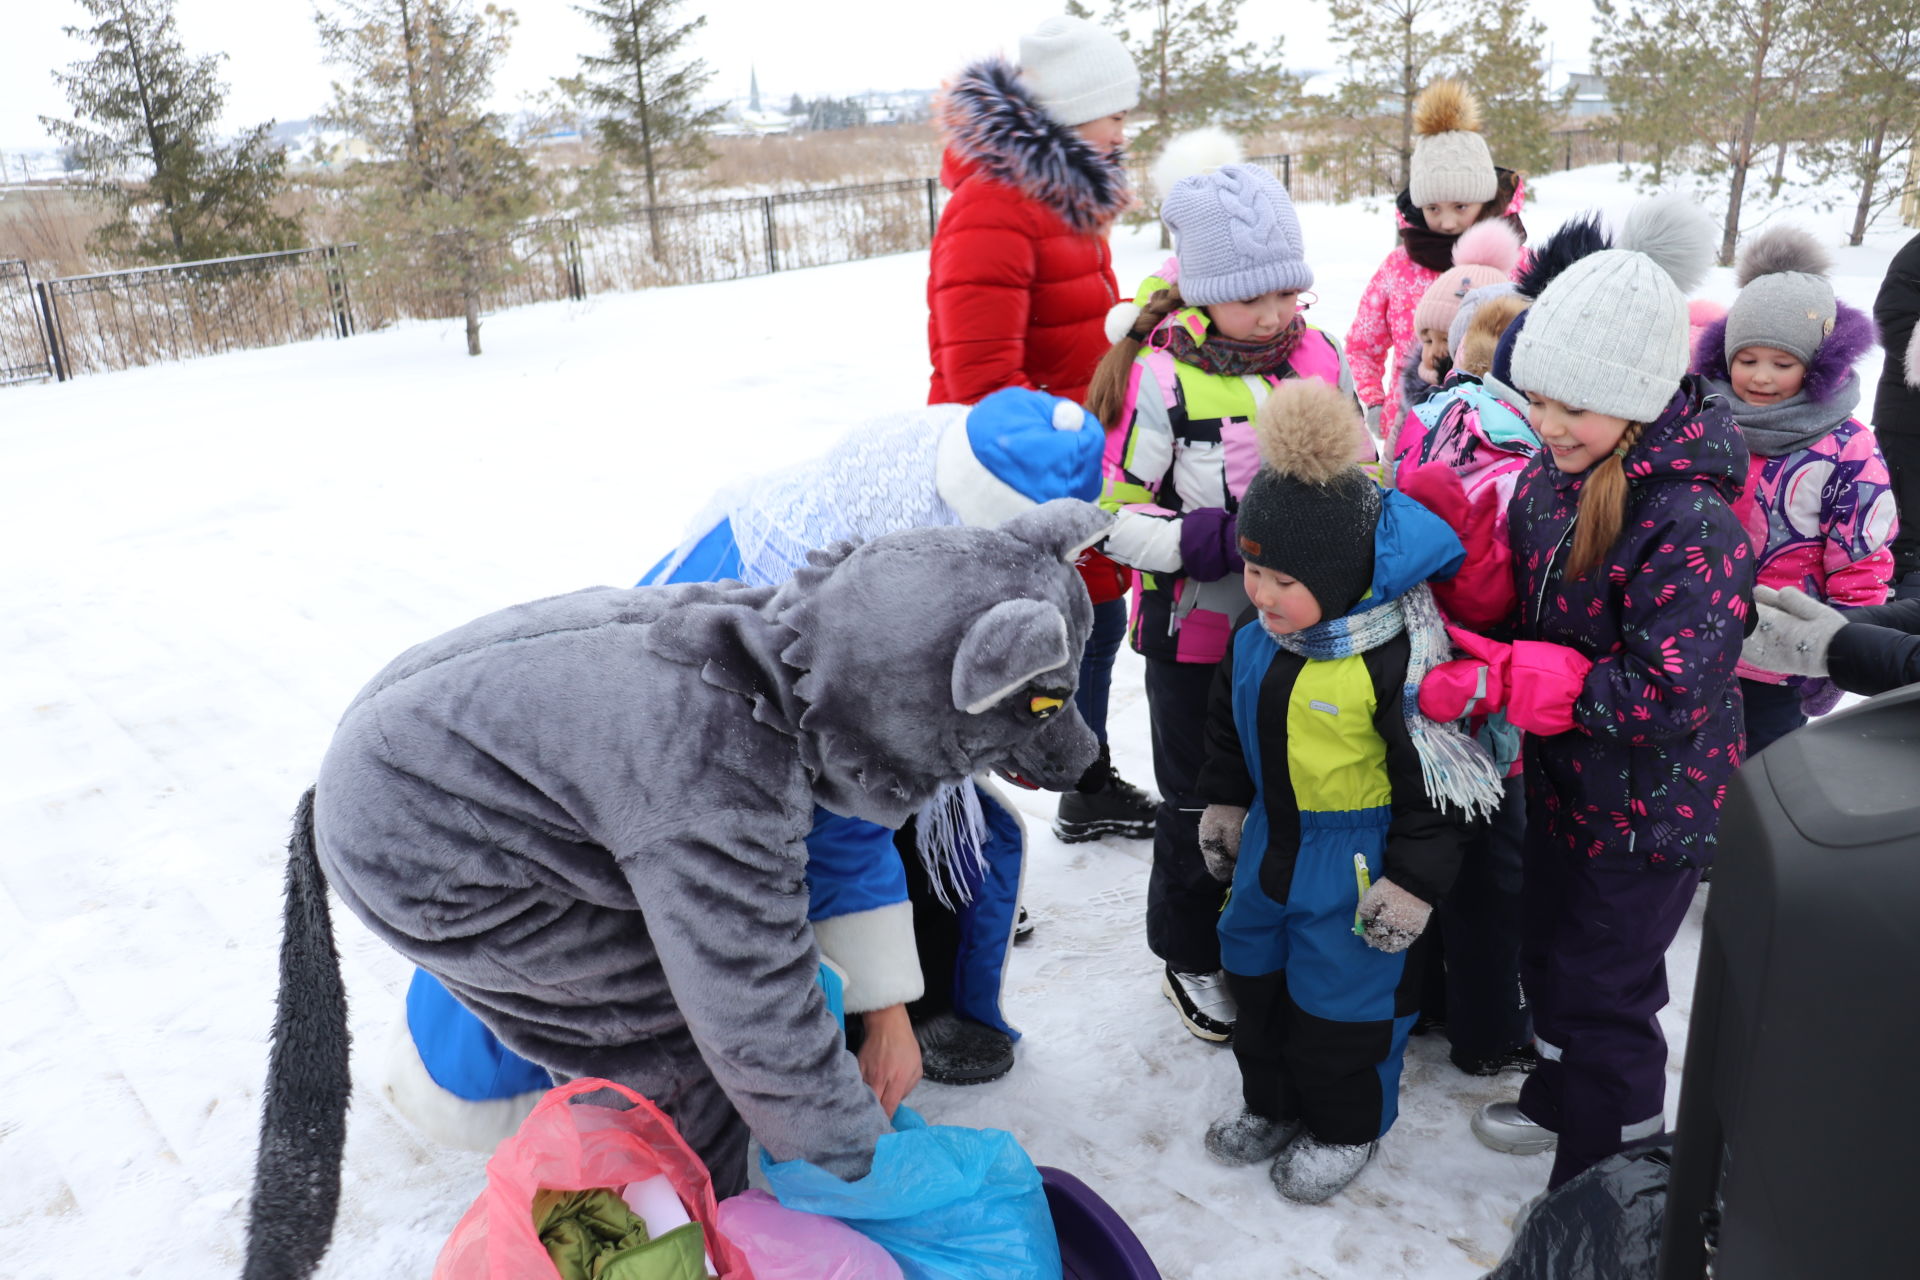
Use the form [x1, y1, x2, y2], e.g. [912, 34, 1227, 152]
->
[243, 787, 352, 1280]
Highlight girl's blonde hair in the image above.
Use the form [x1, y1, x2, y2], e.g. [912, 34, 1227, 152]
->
[1564, 419, 1649, 581]
[1085, 287, 1185, 428]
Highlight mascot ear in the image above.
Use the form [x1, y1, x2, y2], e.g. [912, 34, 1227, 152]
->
[952, 598, 1073, 714]
[998, 498, 1114, 564]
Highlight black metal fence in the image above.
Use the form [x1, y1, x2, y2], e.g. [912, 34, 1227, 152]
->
[1, 260, 55, 383]
[33, 246, 356, 380]
[19, 161, 1334, 382]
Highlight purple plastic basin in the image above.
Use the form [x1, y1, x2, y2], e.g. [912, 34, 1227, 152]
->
[1039, 1166, 1161, 1280]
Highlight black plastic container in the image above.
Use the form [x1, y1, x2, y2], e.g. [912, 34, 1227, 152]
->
[1659, 683, 1920, 1278]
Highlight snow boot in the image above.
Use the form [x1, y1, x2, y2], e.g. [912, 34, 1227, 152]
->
[1271, 1135, 1377, 1204]
[1013, 904, 1034, 943]
[1052, 744, 1155, 842]
[1161, 965, 1236, 1043]
[1205, 1108, 1302, 1166]
[914, 1011, 1015, 1085]
[1472, 1100, 1558, 1154]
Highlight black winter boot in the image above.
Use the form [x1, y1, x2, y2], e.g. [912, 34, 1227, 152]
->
[914, 1011, 1015, 1085]
[1052, 744, 1155, 843]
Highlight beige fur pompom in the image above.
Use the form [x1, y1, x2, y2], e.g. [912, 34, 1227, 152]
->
[1253, 380, 1364, 486]
[1413, 79, 1482, 138]
[1458, 294, 1530, 377]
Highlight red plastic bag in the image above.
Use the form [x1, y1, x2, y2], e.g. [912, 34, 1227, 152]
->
[433, 1078, 756, 1279]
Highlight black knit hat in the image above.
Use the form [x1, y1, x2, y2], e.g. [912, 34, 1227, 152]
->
[1237, 382, 1381, 619]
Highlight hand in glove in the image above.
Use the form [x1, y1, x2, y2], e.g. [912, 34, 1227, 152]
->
[1355, 878, 1431, 953]
[1363, 402, 1383, 436]
[1418, 624, 1593, 736]
[1745, 585, 1846, 677]
[1398, 462, 1516, 630]
[1179, 507, 1244, 584]
[1198, 804, 1247, 882]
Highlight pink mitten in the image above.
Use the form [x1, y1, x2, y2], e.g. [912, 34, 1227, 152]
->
[1503, 641, 1593, 736]
[1418, 625, 1512, 721]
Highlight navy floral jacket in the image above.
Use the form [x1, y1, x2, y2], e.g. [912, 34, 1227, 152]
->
[1508, 377, 1755, 868]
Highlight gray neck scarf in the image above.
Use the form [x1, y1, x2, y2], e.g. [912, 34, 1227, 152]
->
[1707, 373, 1861, 457]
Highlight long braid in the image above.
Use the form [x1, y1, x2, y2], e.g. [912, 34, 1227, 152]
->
[1565, 419, 1649, 580]
[1085, 286, 1184, 428]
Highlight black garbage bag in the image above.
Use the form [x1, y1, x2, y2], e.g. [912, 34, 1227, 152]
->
[1486, 1141, 1673, 1280]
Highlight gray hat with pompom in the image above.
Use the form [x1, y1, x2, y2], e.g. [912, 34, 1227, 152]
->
[1724, 225, 1837, 366]
[1160, 163, 1312, 307]
[1510, 195, 1716, 423]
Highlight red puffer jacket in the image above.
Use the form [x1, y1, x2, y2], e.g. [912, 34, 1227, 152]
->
[926, 58, 1131, 409]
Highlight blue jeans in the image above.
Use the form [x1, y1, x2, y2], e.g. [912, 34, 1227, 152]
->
[1072, 596, 1127, 743]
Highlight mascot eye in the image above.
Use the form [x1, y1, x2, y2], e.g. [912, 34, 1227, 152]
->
[1024, 687, 1070, 719]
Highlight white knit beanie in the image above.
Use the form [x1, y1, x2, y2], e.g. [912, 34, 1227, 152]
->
[1408, 81, 1497, 208]
[1510, 195, 1717, 422]
[1018, 14, 1139, 127]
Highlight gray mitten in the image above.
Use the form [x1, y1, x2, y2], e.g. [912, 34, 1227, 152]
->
[1363, 402, 1382, 435]
[1746, 585, 1846, 677]
[1355, 878, 1432, 954]
[1198, 804, 1247, 882]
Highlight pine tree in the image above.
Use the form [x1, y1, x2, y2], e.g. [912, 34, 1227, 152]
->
[1455, 0, 1568, 178]
[1594, 0, 1817, 265]
[41, 0, 299, 264]
[569, 0, 722, 233]
[1797, 0, 1920, 245]
[316, 0, 540, 356]
[1318, 0, 1466, 192]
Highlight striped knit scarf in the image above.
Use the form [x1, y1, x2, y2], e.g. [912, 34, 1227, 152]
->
[1269, 582, 1504, 821]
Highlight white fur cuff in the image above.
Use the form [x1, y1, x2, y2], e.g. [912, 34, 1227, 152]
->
[812, 902, 924, 1013]
[378, 1011, 543, 1152]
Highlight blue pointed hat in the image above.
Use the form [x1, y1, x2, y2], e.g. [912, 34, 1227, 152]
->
[935, 387, 1105, 526]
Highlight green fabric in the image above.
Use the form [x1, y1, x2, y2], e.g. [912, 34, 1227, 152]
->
[533, 1188, 710, 1280]
[1286, 653, 1392, 812]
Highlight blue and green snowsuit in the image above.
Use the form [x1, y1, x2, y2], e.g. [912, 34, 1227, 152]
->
[1198, 491, 1469, 1144]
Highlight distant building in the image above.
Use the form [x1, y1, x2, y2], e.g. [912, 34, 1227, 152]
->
[1563, 72, 1614, 120]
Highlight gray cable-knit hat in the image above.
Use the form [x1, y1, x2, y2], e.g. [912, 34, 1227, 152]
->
[1510, 195, 1716, 422]
[1409, 80, 1497, 208]
[1723, 225, 1837, 365]
[1160, 163, 1312, 306]
[1018, 14, 1139, 127]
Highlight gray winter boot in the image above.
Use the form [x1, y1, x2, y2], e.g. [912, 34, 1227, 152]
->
[1472, 1100, 1558, 1154]
[1271, 1134, 1377, 1204]
[1204, 1108, 1302, 1166]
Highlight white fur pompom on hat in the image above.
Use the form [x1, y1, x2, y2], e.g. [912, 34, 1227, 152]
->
[1151, 126, 1244, 201]
[1617, 192, 1718, 297]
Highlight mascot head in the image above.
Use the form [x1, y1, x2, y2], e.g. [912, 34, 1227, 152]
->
[777, 498, 1109, 827]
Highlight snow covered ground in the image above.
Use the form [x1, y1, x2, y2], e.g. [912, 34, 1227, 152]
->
[1, 162, 1908, 1279]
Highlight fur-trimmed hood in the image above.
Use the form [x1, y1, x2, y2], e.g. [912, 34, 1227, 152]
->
[1692, 298, 1879, 405]
[937, 57, 1132, 233]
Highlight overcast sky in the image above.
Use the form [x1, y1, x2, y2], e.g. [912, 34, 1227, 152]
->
[2, 1, 1599, 157]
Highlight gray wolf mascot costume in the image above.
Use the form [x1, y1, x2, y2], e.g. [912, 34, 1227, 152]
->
[243, 499, 1110, 1280]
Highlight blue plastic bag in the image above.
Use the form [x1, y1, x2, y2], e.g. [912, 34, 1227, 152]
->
[760, 1106, 1063, 1280]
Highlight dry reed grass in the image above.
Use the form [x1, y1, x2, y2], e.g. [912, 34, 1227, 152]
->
[0, 185, 110, 277]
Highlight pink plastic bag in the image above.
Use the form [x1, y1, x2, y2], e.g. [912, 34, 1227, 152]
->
[715, 1191, 904, 1280]
[433, 1077, 756, 1280]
